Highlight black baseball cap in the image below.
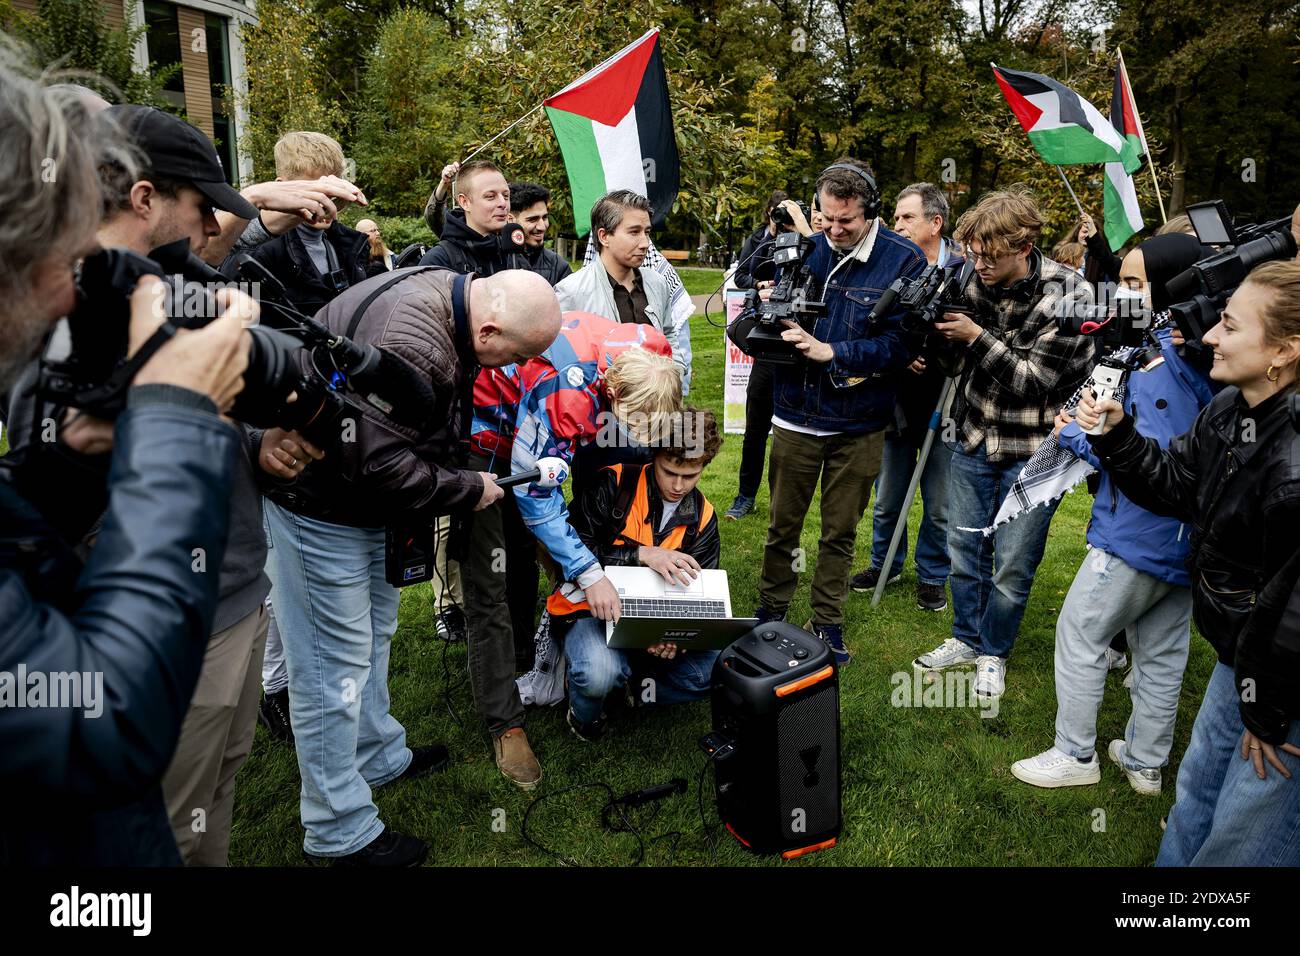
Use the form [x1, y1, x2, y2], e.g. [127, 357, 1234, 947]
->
[108, 104, 259, 219]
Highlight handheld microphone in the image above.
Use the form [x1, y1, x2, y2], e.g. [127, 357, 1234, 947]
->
[494, 456, 569, 489]
[499, 222, 527, 253]
[866, 277, 905, 324]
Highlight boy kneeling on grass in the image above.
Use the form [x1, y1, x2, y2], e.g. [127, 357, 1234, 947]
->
[552, 408, 723, 741]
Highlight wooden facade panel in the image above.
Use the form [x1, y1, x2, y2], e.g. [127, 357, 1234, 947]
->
[176, 5, 213, 136]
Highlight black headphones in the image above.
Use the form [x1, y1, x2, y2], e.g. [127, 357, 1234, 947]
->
[820, 162, 882, 222]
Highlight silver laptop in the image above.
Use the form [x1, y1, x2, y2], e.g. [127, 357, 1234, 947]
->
[604, 566, 759, 651]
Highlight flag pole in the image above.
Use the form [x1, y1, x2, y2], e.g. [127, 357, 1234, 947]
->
[1144, 147, 1168, 224]
[1118, 47, 1167, 224]
[446, 103, 546, 210]
[1055, 165, 1087, 218]
[459, 103, 545, 166]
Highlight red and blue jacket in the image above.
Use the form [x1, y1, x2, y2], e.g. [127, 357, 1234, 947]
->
[469, 366, 523, 469]
[509, 312, 672, 584]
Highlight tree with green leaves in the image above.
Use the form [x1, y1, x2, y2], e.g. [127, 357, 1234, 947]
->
[4, 0, 178, 107]
[231, 0, 341, 183]
[350, 7, 473, 216]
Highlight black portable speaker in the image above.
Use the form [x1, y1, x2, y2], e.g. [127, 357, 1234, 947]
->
[707, 622, 841, 858]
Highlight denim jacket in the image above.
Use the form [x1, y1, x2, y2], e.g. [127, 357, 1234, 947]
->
[772, 224, 926, 434]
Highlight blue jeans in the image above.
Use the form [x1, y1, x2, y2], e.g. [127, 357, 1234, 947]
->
[869, 432, 951, 585]
[563, 616, 718, 725]
[947, 443, 1059, 659]
[1156, 662, 1300, 866]
[1054, 549, 1191, 766]
[263, 502, 412, 856]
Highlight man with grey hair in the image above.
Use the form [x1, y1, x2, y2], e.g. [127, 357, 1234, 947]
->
[851, 182, 964, 613]
[555, 190, 688, 382]
[0, 45, 256, 865]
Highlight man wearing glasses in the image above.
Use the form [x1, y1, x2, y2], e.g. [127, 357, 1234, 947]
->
[912, 187, 1095, 701]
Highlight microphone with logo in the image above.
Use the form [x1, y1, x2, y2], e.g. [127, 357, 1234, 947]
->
[493, 456, 569, 490]
[498, 222, 528, 268]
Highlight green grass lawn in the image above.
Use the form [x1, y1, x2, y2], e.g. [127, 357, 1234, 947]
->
[229, 312, 1214, 866]
[676, 267, 725, 297]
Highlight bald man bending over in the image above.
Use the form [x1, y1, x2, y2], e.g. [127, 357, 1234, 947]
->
[260, 268, 561, 867]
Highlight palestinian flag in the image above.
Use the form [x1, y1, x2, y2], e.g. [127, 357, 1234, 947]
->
[544, 29, 680, 237]
[1111, 48, 1149, 163]
[1104, 50, 1145, 250]
[992, 63, 1141, 173]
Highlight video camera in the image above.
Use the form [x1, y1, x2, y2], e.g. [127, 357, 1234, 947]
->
[37, 240, 437, 446]
[1165, 200, 1297, 343]
[1056, 284, 1160, 360]
[730, 230, 826, 365]
[867, 260, 975, 335]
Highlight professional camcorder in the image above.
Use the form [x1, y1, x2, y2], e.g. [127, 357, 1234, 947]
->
[867, 260, 975, 335]
[1055, 279, 1161, 360]
[729, 230, 827, 364]
[1165, 200, 1298, 343]
[37, 240, 438, 446]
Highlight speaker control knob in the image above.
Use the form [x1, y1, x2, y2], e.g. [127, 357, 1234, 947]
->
[761, 630, 776, 641]
[794, 648, 809, 660]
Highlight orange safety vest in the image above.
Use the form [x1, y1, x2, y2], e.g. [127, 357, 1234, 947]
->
[547, 463, 715, 617]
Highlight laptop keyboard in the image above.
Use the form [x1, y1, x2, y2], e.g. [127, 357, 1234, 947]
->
[620, 598, 728, 619]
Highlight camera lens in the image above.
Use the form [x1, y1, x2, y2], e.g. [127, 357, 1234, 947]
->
[228, 327, 303, 429]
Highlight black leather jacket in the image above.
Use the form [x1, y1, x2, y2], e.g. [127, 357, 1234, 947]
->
[734, 225, 777, 290]
[1090, 386, 1300, 744]
[228, 220, 370, 320]
[0, 387, 235, 864]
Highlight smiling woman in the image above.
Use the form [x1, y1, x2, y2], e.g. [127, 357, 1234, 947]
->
[1080, 260, 1300, 866]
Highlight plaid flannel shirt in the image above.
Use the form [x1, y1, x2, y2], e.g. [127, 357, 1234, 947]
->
[951, 249, 1097, 463]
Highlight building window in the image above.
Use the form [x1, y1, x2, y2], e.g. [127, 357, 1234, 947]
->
[143, 0, 185, 111]
[206, 14, 236, 184]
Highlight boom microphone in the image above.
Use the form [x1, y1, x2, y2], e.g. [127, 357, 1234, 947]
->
[495, 456, 569, 489]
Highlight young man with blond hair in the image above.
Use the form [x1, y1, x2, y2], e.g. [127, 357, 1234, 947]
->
[231, 131, 370, 319]
[558, 408, 723, 740]
[419, 160, 524, 276]
[913, 187, 1095, 699]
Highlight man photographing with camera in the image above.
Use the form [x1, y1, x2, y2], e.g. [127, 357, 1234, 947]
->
[912, 187, 1095, 700]
[0, 52, 257, 865]
[742, 157, 927, 664]
[259, 267, 561, 866]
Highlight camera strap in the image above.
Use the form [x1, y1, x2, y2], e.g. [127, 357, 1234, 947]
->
[344, 267, 438, 340]
[85, 322, 179, 410]
[450, 273, 478, 445]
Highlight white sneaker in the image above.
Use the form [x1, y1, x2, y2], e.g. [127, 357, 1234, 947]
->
[913, 637, 978, 671]
[973, 655, 1006, 699]
[1011, 746, 1101, 788]
[1108, 739, 1162, 795]
[1105, 648, 1128, 671]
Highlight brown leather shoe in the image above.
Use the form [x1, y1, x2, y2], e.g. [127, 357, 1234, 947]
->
[494, 728, 542, 790]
